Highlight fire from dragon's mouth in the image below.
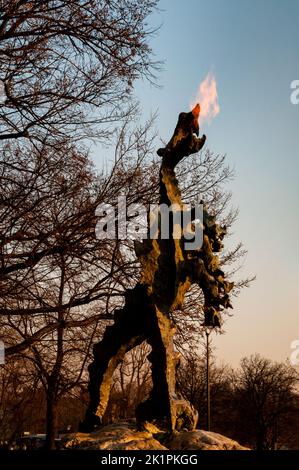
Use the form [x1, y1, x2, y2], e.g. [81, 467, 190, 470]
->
[191, 72, 220, 125]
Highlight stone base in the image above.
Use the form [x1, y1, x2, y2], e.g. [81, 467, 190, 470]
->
[64, 421, 249, 450]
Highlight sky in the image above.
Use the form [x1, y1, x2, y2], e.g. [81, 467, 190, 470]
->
[98, 0, 299, 368]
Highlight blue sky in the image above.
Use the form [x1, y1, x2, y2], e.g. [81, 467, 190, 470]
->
[134, 0, 299, 367]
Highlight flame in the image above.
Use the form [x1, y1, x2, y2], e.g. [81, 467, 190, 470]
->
[191, 72, 220, 125]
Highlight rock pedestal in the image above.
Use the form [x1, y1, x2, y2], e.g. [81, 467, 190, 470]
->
[67, 421, 249, 451]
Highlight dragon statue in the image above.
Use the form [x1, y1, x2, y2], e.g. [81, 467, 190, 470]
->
[80, 104, 234, 432]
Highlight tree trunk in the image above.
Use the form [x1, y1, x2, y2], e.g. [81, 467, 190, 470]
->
[256, 426, 267, 450]
[45, 387, 58, 450]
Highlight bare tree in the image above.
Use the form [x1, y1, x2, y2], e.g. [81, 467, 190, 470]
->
[105, 343, 152, 423]
[0, 2, 160, 445]
[0, 119, 158, 317]
[0, 0, 159, 144]
[177, 349, 234, 432]
[234, 354, 299, 449]
[0, 118, 160, 448]
[0, 356, 41, 443]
